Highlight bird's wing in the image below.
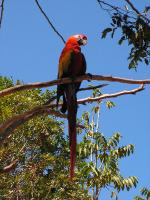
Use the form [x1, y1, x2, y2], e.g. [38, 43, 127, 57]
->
[58, 48, 74, 78]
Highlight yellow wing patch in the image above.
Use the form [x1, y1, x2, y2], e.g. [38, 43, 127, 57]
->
[58, 49, 73, 78]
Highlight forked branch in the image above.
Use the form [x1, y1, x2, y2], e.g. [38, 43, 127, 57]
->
[0, 84, 144, 145]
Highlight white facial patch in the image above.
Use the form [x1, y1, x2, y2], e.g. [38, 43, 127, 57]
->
[72, 34, 87, 45]
[82, 39, 87, 45]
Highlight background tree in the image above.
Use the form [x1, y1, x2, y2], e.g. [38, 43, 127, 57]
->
[0, 76, 92, 199]
[134, 188, 150, 200]
[99, 0, 150, 69]
[0, 77, 139, 199]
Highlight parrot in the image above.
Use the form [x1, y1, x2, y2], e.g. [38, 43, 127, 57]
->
[57, 34, 87, 179]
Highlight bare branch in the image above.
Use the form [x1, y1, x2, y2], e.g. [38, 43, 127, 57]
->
[0, 84, 144, 144]
[97, 0, 121, 13]
[125, 0, 150, 23]
[97, 0, 150, 22]
[0, 106, 66, 144]
[97, 0, 136, 19]
[78, 84, 144, 104]
[34, 0, 66, 44]
[0, 0, 4, 28]
[0, 159, 18, 173]
[1, 74, 150, 98]
[0, 144, 25, 173]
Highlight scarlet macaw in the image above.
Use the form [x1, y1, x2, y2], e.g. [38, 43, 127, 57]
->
[57, 34, 87, 179]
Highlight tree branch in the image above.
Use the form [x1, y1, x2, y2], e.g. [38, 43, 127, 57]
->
[44, 84, 108, 105]
[0, 84, 144, 144]
[78, 84, 144, 104]
[0, 144, 25, 173]
[0, 159, 18, 173]
[79, 83, 108, 91]
[0, 0, 4, 28]
[0, 106, 66, 144]
[34, 0, 66, 44]
[97, 0, 122, 13]
[97, 0, 136, 19]
[125, 0, 150, 23]
[0, 74, 150, 98]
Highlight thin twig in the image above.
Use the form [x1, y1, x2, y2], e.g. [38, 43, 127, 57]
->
[79, 84, 108, 91]
[125, 0, 150, 23]
[97, 0, 135, 18]
[97, 0, 122, 13]
[0, 0, 4, 28]
[0, 74, 150, 98]
[34, 0, 66, 44]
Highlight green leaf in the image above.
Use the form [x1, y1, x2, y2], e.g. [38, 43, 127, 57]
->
[111, 191, 118, 200]
[102, 28, 112, 38]
[144, 58, 149, 65]
[106, 101, 116, 109]
[90, 165, 99, 176]
[108, 133, 121, 148]
[111, 28, 117, 38]
[134, 196, 145, 200]
[140, 187, 150, 199]
[118, 36, 126, 45]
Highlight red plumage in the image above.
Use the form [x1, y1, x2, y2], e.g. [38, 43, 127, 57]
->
[57, 34, 87, 179]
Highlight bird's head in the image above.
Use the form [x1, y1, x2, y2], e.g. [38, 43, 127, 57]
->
[66, 34, 87, 46]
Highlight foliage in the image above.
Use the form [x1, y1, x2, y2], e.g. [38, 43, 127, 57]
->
[134, 188, 150, 200]
[100, 1, 150, 69]
[0, 76, 90, 199]
[79, 121, 138, 198]
[77, 86, 138, 199]
[0, 77, 141, 199]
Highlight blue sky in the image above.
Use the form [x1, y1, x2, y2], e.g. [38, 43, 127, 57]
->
[0, 1, 150, 199]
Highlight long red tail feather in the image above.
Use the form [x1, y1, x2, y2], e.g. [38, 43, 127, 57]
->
[66, 84, 77, 180]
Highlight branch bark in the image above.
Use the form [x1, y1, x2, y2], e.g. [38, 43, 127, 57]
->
[0, 145, 25, 173]
[78, 84, 144, 104]
[0, 106, 66, 144]
[0, 74, 150, 98]
[0, 84, 144, 145]
[0, 159, 18, 173]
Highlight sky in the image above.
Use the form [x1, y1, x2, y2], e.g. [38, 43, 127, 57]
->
[0, 0, 150, 199]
